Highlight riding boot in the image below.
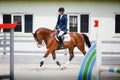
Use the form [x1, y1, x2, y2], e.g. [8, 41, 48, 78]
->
[58, 36, 64, 48]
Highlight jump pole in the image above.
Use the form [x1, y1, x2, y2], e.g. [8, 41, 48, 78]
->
[0, 22, 17, 80]
[10, 28, 14, 80]
[96, 25, 102, 80]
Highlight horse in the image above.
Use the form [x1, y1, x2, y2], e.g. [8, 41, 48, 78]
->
[32, 28, 91, 69]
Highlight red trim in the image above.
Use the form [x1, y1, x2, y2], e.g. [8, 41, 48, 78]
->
[0, 22, 17, 29]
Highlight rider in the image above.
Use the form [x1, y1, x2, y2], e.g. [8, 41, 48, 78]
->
[55, 7, 68, 48]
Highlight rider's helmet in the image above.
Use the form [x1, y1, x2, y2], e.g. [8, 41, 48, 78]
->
[58, 7, 65, 12]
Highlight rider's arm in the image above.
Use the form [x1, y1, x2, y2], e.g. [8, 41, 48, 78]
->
[64, 15, 67, 28]
[55, 15, 60, 29]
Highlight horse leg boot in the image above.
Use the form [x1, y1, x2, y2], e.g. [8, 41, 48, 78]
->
[40, 50, 51, 67]
[40, 57, 45, 67]
[51, 51, 61, 67]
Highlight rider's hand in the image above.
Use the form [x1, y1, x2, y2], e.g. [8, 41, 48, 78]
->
[54, 28, 58, 31]
[58, 28, 61, 31]
[54, 28, 56, 31]
[54, 28, 60, 31]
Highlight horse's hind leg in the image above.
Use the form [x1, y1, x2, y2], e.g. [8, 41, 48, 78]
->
[68, 47, 75, 62]
[77, 42, 86, 55]
[61, 47, 75, 69]
[51, 51, 61, 67]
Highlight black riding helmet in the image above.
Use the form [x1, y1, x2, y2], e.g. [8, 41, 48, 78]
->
[58, 7, 65, 12]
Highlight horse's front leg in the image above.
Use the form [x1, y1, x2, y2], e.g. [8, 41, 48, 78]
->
[51, 51, 61, 67]
[40, 50, 51, 67]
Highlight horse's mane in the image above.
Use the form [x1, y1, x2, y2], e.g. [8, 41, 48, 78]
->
[33, 27, 54, 39]
[39, 27, 53, 32]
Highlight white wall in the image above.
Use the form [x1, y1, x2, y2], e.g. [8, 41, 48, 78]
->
[0, 1, 120, 40]
[0, 1, 120, 54]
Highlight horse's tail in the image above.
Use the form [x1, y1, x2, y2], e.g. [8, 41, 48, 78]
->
[82, 34, 91, 48]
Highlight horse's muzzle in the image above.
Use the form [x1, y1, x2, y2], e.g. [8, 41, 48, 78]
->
[37, 44, 42, 48]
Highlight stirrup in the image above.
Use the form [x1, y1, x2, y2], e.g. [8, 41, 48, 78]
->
[59, 43, 64, 49]
[60, 45, 64, 48]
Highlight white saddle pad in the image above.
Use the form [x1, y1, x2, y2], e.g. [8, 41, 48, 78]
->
[55, 34, 71, 42]
[63, 34, 71, 41]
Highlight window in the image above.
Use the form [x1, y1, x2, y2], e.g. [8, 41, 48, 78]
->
[25, 15, 33, 33]
[115, 14, 120, 33]
[69, 16, 78, 32]
[3, 14, 11, 32]
[13, 15, 22, 32]
[68, 13, 89, 33]
[80, 14, 89, 33]
[2, 14, 33, 33]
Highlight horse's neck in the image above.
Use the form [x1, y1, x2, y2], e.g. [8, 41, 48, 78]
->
[43, 35, 50, 44]
[41, 29, 54, 44]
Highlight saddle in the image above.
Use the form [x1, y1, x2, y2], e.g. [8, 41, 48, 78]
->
[55, 33, 71, 42]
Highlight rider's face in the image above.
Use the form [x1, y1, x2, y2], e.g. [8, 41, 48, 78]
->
[59, 11, 64, 15]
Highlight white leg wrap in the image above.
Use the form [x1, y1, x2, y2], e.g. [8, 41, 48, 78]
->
[41, 58, 46, 61]
[58, 31, 64, 36]
[65, 60, 70, 66]
[54, 58, 59, 62]
[61, 61, 70, 69]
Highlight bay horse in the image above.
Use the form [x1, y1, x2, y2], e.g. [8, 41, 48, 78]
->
[33, 28, 91, 69]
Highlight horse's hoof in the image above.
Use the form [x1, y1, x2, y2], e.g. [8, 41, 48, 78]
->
[60, 66, 67, 70]
[61, 67, 64, 70]
[56, 61, 61, 66]
[59, 66, 63, 70]
[40, 61, 44, 67]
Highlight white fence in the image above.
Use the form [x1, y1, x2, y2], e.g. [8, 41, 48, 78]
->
[0, 34, 120, 65]
[0, 36, 85, 64]
[96, 26, 120, 80]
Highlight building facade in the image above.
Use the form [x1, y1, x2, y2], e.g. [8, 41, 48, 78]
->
[0, 1, 120, 64]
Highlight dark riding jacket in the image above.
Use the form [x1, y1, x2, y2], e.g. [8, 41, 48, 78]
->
[55, 14, 67, 32]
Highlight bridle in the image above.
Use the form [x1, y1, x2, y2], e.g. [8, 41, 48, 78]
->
[37, 40, 45, 48]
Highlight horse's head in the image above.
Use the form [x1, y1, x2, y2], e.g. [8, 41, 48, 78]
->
[32, 32, 43, 48]
[33, 28, 54, 48]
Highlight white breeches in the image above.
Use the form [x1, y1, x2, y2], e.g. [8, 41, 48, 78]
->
[58, 31, 64, 36]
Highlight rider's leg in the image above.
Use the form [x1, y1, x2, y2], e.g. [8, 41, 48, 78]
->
[58, 31, 64, 48]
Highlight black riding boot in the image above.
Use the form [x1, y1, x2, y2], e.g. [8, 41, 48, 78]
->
[58, 36, 64, 48]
